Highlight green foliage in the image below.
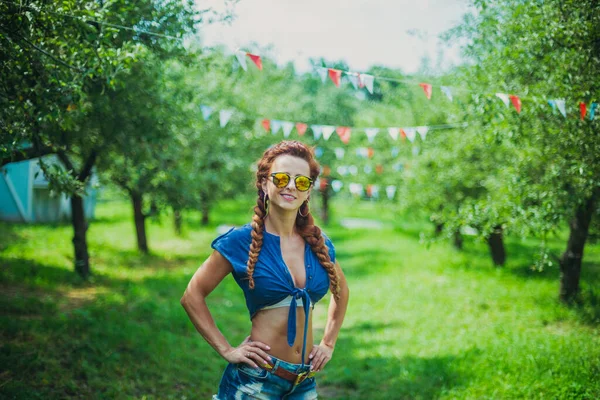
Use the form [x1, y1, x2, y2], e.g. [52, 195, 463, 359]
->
[1, 198, 599, 399]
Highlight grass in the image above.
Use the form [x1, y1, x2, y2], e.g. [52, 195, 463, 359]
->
[1, 192, 599, 399]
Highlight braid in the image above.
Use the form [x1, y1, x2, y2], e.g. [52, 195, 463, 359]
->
[296, 207, 340, 301]
[246, 192, 266, 289]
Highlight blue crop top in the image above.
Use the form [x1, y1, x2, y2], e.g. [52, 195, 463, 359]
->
[211, 223, 335, 366]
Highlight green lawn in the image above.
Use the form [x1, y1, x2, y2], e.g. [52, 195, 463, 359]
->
[1, 194, 599, 399]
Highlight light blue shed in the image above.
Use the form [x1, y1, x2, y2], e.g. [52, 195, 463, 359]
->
[0, 155, 98, 223]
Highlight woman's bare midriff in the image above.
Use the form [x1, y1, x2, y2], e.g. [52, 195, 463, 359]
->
[250, 306, 313, 365]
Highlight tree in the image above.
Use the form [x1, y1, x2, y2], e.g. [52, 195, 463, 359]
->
[447, 0, 600, 301]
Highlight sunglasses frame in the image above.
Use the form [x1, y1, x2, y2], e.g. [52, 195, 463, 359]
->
[270, 172, 314, 192]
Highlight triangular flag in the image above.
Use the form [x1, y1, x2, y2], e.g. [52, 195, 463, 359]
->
[349, 183, 364, 196]
[347, 73, 359, 90]
[364, 165, 372, 174]
[419, 83, 432, 100]
[386, 185, 397, 200]
[334, 148, 345, 160]
[336, 126, 351, 144]
[296, 122, 308, 136]
[316, 67, 328, 83]
[281, 122, 294, 138]
[219, 109, 234, 127]
[370, 185, 380, 198]
[495, 93, 510, 107]
[356, 147, 368, 158]
[367, 147, 374, 158]
[348, 165, 358, 175]
[365, 128, 379, 143]
[376, 165, 384, 174]
[200, 105, 213, 121]
[416, 126, 429, 141]
[556, 99, 566, 117]
[271, 120, 283, 134]
[404, 127, 416, 143]
[261, 119, 270, 132]
[391, 146, 400, 157]
[509, 95, 521, 113]
[315, 147, 323, 158]
[328, 69, 342, 87]
[580, 102, 587, 120]
[388, 127, 399, 141]
[441, 86, 453, 101]
[247, 53, 262, 70]
[337, 166, 348, 176]
[331, 180, 343, 193]
[311, 125, 323, 140]
[400, 129, 407, 141]
[322, 125, 336, 141]
[360, 74, 374, 94]
[590, 103, 598, 120]
[235, 50, 248, 71]
[548, 99, 556, 112]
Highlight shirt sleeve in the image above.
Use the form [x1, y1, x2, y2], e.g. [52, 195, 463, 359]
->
[210, 226, 251, 277]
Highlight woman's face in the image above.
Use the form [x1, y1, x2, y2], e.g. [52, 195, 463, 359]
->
[262, 154, 312, 213]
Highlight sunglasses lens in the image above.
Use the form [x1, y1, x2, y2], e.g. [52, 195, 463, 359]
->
[296, 176, 312, 191]
[272, 173, 290, 188]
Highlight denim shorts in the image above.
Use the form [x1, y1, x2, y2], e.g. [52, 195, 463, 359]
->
[212, 355, 318, 399]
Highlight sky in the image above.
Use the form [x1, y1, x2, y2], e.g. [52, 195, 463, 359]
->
[198, 0, 471, 74]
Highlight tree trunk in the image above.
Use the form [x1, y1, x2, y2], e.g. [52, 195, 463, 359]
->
[201, 202, 209, 226]
[70, 194, 90, 279]
[487, 225, 506, 266]
[559, 190, 599, 303]
[174, 209, 182, 236]
[321, 188, 330, 225]
[435, 223, 444, 236]
[453, 229, 463, 250]
[132, 191, 149, 254]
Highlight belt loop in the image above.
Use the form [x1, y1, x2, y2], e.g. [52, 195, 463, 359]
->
[271, 356, 279, 374]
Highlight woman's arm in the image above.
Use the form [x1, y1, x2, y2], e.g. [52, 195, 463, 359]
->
[309, 260, 350, 371]
[180, 250, 271, 368]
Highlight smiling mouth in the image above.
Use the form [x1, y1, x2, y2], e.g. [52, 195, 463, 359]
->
[280, 193, 296, 200]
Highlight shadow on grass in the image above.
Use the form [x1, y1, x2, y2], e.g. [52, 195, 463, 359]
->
[319, 327, 476, 400]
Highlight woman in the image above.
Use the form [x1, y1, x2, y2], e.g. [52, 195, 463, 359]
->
[180, 140, 349, 399]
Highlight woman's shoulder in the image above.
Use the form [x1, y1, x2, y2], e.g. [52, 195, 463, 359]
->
[211, 223, 253, 246]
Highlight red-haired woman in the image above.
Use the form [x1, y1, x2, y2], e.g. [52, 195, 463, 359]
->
[181, 140, 349, 399]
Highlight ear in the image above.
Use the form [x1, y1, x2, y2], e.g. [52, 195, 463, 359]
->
[261, 178, 268, 194]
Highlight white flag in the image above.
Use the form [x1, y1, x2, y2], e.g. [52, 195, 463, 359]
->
[348, 165, 358, 175]
[337, 166, 348, 176]
[391, 146, 399, 157]
[271, 120, 283, 135]
[386, 185, 397, 200]
[281, 121, 294, 138]
[311, 125, 323, 140]
[404, 127, 416, 143]
[219, 109, 234, 127]
[388, 127, 399, 141]
[555, 99, 567, 118]
[370, 185, 380, 198]
[495, 93, 510, 107]
[200, 105, 213, 121]
[322, 125, 336, 141]
[347, 73, 359, 89]
[356, 147, 368, 158]
[331, 180, 343, 193]
[316, 67, 328, 83]
[349, 183, 364, 196]
[441, 86, 453, 101]
[235, 50, 248, 71]
[360, 74, 374, 94]
[416, 126, 429, 141]
[365, 128, 379, 143]
[364, 165, 372, 174]
[334, 148, 345, 160]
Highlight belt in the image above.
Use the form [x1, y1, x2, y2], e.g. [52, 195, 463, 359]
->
[261, 360, 317, 386]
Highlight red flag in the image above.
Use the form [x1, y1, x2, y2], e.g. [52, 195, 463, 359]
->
[376, 165, 384, 174]
[322, 165, 331, 177]
[419, 83, 432, 100]
[319, 178, 328, 191]
[400, 129, 407, 141]
[367, 147, 374, 158]
[509, 95, 521, 113]
[247, 53, 263, 70]
[262, 119, 270, 132]
[366, 185, 373, 197]
[328, 69, 342, 87]
[580, 102, 587, 120]
[295, 122, 307, 136]
[336, 126, 351, 144]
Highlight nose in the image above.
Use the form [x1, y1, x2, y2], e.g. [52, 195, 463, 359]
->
[285, 178, 296, 191]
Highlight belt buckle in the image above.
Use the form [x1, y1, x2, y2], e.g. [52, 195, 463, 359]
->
[294, 370, 308, 386]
